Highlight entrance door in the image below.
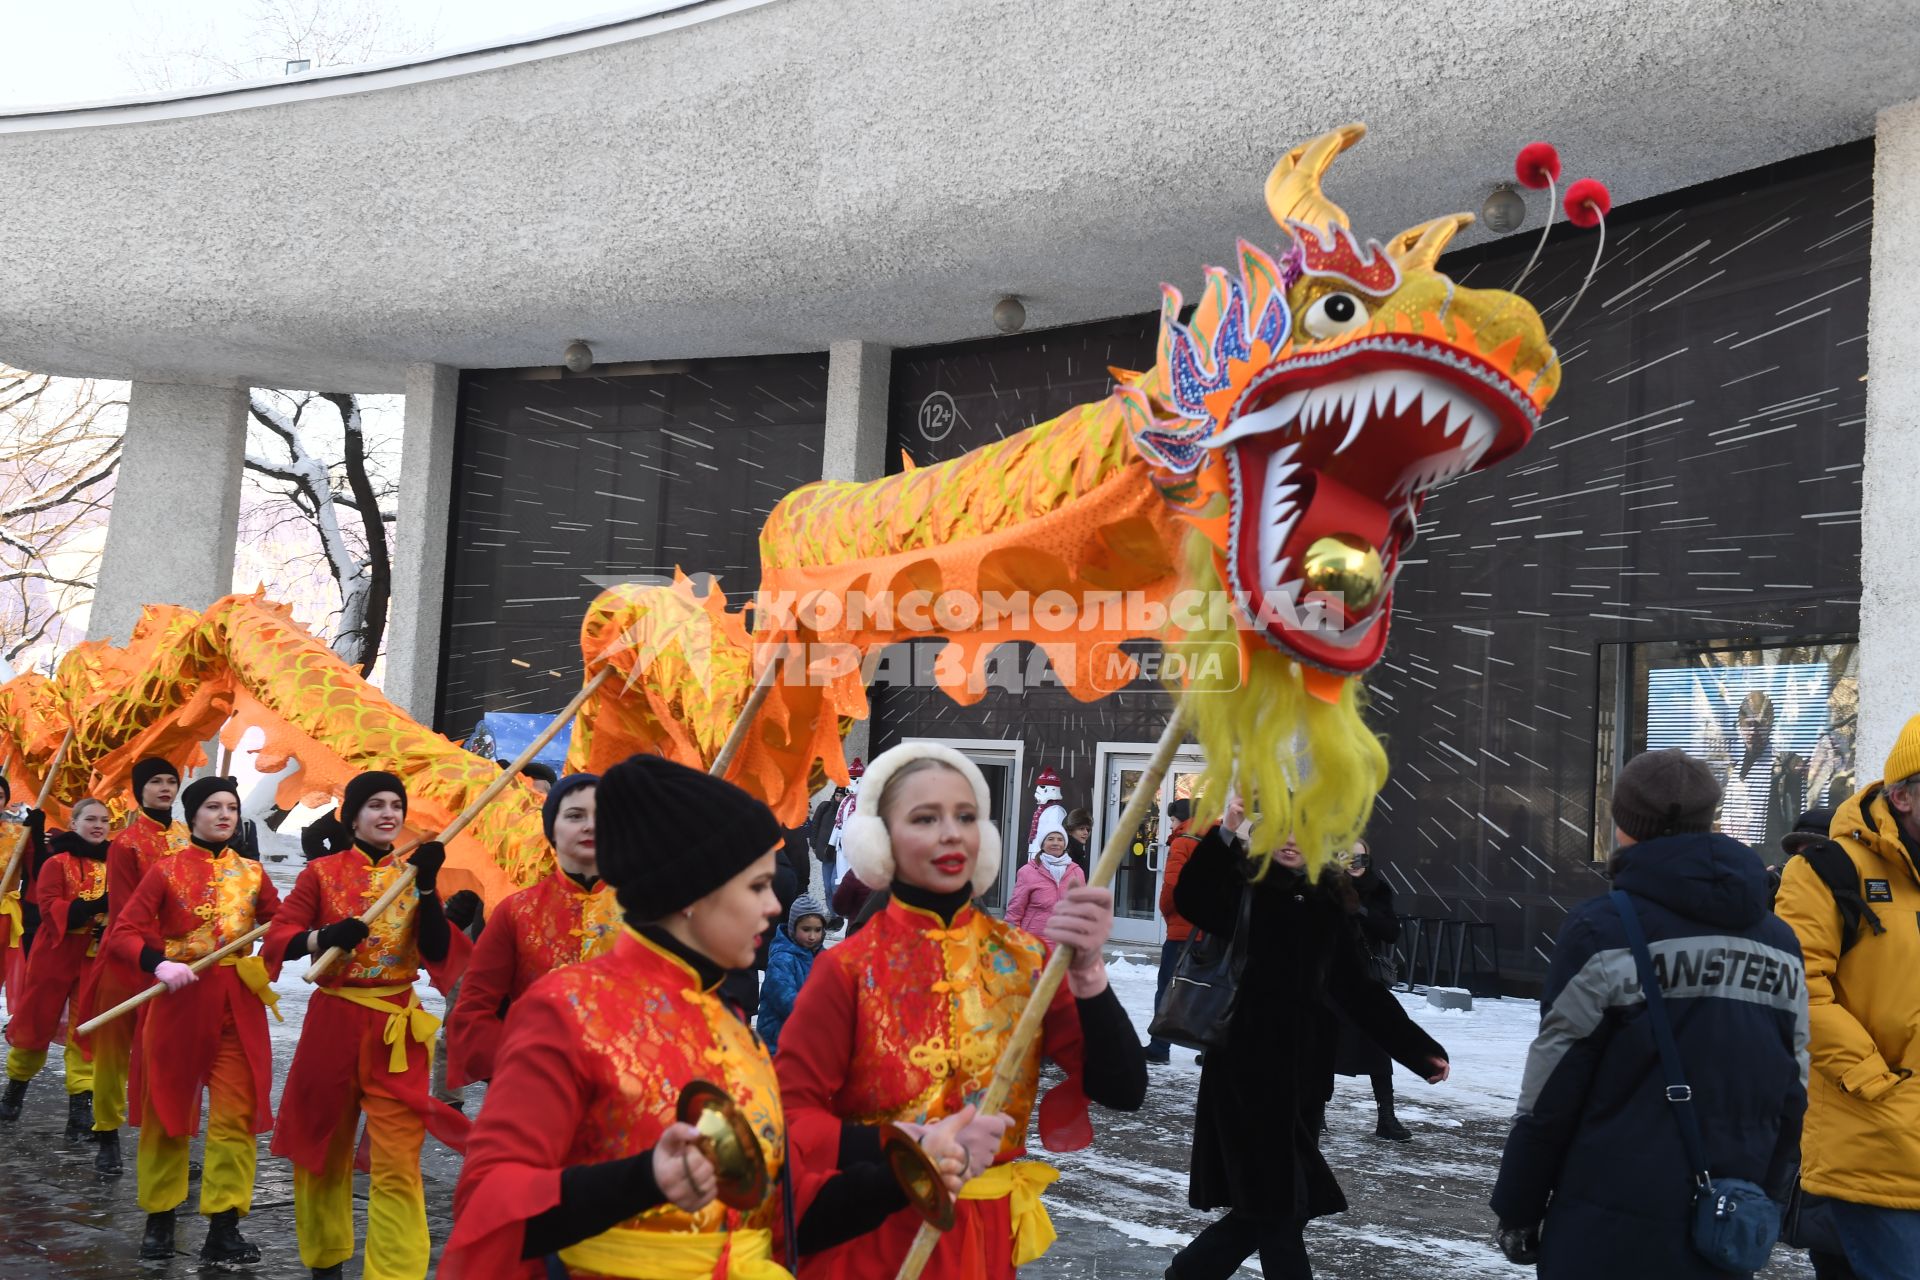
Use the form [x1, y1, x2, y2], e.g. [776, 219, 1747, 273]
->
[1095, 743, 1207, 944]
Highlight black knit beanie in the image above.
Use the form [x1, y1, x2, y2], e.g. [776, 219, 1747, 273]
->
[542, 772, 599, 844]
[1611, 749, 1721, 842]
[132, 757, 179, 799]
[340, 771, 407, 832]
[181, 776, 240, 827]
[595, 754, 779, 920]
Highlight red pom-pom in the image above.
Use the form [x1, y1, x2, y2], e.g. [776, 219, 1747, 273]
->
[1514, 142, 1561, 190]
[1564, 178, 1611, 228]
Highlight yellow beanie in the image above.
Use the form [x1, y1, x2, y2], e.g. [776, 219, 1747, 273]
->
[1885, 714, 1920, 786]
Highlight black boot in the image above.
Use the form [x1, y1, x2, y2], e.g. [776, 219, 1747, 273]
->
[65, 1091, 94, 1141]
[1375, 1107, 1412, 1141]
[0, 1077, 28, 1121]
[200, 1208, 260, 1269]
[312, 1267, 344, 1280]
[140, 1209, 175, 1260]
[95, 1127, 123, 1177]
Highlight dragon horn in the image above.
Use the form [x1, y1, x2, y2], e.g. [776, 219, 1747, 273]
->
[1265, 123, 1366, 231]
[1387, 212, 1476, 272]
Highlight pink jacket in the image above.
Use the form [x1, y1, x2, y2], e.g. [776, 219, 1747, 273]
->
[1002, 857, 1086, 937]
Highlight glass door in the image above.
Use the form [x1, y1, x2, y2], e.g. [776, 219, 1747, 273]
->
[1096, 743, 1206, 944]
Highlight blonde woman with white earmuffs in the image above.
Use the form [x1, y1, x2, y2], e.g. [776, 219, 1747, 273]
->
[775, 743, 1148, 1279]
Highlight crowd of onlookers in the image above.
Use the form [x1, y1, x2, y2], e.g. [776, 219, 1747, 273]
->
[704, 716, 1920, 1280]
[1486, 719, 1920, 1280]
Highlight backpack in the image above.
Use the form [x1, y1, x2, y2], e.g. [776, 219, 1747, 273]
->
[1782, 838, 1885, 954]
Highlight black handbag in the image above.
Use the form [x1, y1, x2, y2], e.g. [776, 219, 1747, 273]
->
[1147, 884, 1252, 1051]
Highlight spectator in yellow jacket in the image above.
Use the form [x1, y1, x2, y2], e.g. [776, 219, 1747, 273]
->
[1775, 713, 1920, 1279]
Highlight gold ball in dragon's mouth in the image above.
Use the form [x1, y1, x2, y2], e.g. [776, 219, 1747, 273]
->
[1302, 534, 1386, 611]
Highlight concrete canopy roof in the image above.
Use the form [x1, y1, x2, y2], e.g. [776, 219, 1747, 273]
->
[2, 0, 1917, 393]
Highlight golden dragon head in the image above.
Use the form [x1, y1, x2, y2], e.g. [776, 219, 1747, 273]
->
[1125, 124, 1561, 683]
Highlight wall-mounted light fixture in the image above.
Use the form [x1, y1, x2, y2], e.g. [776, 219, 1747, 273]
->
[1481, 184, 1526, 235]
[563, 340, 594, 374]
[992, 296, 1026, 334]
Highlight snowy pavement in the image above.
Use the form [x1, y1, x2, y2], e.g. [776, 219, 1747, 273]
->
[0, 852, 1820, 1276]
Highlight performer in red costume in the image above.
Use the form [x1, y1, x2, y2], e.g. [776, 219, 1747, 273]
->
[779, 742, 1148, 1279]
[262, 770, 469, 1280]
[75, 756, 185, 1177]
[0, 797, 113, 1138]
[106, 775, 282, 1267]
[443, 754, 994, 1280]
[445, 772, 616, 1087]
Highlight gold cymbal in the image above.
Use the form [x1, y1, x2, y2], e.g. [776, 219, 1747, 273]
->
[676, 1079, 770, 1211]
[882, 1122, 957, 1231]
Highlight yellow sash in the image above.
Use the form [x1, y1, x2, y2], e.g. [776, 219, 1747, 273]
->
[0, 888, 21, 950]
[957, 1161, 1060, 1266]
[319, 982, 438, 1072]
[220, 953, 283, 1022]
[557, 1225, 791, 1279]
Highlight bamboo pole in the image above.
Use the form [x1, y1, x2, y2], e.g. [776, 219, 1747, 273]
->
[74, 921, 272, 1036]
[891, 703, 1190, 1280]
[0, 728, 76, 901]
[304, 664, 616, 982]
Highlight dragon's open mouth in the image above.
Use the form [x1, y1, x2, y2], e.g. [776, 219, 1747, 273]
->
[1209, 336, 1540, 673]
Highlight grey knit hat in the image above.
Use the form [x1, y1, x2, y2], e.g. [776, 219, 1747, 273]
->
[788, 892, 828, 930]
[1611, 749, 1721, 842]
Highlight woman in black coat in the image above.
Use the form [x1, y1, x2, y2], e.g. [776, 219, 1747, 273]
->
[1168, 818, 1449, 1280]
[1327, 841, 1412, 1140]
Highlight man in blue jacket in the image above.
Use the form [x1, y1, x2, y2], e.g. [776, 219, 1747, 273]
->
[1491, 748, 1809, 1278]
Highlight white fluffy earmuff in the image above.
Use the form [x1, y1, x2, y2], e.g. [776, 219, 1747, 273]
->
[841, 742, 1003, 897]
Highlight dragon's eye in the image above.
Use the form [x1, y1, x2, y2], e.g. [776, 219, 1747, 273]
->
[1302, 291, 1370, 340]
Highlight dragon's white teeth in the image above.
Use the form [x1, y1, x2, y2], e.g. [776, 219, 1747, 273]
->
[1335, 413, 1366, 456]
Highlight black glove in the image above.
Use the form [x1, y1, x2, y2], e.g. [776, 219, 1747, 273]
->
[409, 841, 446, 894]
[443, 889, 482, 932]
[24, 808, 45, 838]
[1496, 1223, 1541, 1265]
[69, 894, 108, 924]
[316, 917, 371, 954]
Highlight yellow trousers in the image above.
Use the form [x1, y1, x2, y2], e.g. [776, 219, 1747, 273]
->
[135, 1024, 257, 1216]
[5, 1027, 94, 1095]
[293, 992, 431, 1280]
[90, 1013, 132, 1131]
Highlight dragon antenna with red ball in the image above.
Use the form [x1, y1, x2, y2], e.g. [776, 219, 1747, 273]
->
[1510, 141, 1562, 290]
[1548, 176, 1613, 341]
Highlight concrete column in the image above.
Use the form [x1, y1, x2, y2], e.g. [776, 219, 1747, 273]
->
[88, 381, 247, 644]
[822, 340, 891, 483]
[381, 363, 459, 727]
[821, 341, 892, 768]
[1861, 97, 1920, 779]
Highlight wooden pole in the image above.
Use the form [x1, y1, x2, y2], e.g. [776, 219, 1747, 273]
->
[74, 920, 272, 1036]
[0, 728, 76, 901]
[304, 665, 615, 982]
[890, 703, 1189, 1280]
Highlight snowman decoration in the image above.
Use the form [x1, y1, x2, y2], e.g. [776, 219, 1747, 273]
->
[826, 758, 865, 891]
[1026, 766, 1069, 856]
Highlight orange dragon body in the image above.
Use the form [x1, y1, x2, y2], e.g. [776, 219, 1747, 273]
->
[0, 126, 1562, 902]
